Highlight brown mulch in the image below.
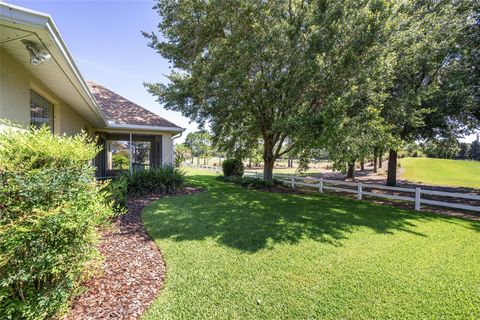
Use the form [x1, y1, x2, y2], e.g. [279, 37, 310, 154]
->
[66, 187, 203, 320]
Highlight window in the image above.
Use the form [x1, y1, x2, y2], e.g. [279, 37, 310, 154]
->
[30, 90, 54, 131]
[105, 140, 151, 174]
[132, 141, 151, 171]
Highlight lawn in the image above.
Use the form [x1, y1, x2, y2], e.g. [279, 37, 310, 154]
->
[141, 169, 480, 319]
[399, 157, 480, 188]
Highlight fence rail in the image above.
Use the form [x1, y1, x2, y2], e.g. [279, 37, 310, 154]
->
[183, 163, 480, 213]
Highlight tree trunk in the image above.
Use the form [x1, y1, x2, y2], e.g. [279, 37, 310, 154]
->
[360, 159, 365, 171]
[346, 161, 355, 179]
[373, 148, 378, 173]
[263, 135, 275, 183]
[386, 149, 397, 186]
[248, 158, 252, 168]
[204, 157, 207, 165]
[263, 160, 275, 182]
[378, 151, 383, 168]
[288, 158, 293, 167]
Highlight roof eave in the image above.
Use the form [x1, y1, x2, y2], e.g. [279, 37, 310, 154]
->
[101, 123, 186, 133]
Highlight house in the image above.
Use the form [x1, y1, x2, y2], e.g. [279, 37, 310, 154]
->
[0, 2, 184, 177]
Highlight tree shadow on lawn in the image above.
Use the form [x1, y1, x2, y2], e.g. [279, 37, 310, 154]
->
[142, 175, 478, 253]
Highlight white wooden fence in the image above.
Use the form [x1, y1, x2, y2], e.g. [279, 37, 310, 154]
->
[184, 163, 480, 213]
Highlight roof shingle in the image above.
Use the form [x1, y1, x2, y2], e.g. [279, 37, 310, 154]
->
[87, 81, 182, 129]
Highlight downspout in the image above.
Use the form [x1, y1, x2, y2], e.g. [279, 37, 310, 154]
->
[171, 132, 183, 166]
[129, 132, 133, 173]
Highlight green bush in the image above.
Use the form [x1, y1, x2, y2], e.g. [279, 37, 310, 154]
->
[0, 127, 114, 320]
[111, 165, 186, 198]
[112, 153, 130, 170]
[222, 159, 244, 177]
[102, 177, 128, 208]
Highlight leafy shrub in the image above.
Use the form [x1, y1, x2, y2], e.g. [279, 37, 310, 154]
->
[222, 159, 244, 177]
[110, 165, 185, 199]
[112, 153, 130, 170]
[102, 177, 128, 208]
[0, 127, 114, 320]
[217, 175, 284, 189]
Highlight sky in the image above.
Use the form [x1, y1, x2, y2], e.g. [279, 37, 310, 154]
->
[6, 0, 478, 144]
[8, 0, 198, 142]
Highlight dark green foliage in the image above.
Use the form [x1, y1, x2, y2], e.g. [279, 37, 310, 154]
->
[217, 175, 283, 189]
[469, 140, 480, 161]
[102, 177, 128, 208]
[222, 159, 244, 178]
[0, 127, 114, 320]
[184, 131, 213, 164]
[423, 138, 460, 159]
[456, 143, 469, 160]
[113, 166, 186, 198]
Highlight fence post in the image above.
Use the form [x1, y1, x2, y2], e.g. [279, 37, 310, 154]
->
[291, 177, 295, 189]
[319, 178, 324, 193]
[357, 182, 363, 200]
[415, 187, 421, 211]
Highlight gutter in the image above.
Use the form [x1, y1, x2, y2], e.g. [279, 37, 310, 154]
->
[105, 123, 186, 133]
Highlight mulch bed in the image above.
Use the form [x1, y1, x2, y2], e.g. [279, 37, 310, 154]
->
[66, 187, 202, 320]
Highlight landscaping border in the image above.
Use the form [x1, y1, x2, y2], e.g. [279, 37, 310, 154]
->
[66, 187, 202, 320]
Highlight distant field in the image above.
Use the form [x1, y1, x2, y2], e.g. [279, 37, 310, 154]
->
[399, 157, 480, 188]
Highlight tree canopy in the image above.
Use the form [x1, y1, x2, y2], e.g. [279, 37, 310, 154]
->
[146, 0, 479, 183]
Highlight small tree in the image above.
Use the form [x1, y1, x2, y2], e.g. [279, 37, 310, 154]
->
[113, 154, 129, 169]
[469, 140, 480, 161]
[184, 131, 213, 165]
[174, 143, 192, 167]
[456, 143, 469, 160]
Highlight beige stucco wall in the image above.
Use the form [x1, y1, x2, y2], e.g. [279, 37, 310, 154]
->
[0, 50, 90, 136]
[162, 133, 174, 166]
[0, 50, 30, 128]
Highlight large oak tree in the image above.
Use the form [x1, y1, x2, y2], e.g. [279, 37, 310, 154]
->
[144, 0, 390, 182]
[380, 0, 479, 185]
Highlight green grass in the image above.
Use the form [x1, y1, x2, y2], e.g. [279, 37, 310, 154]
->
[399, 157, 480, 188]
[142, 169, 480, 319]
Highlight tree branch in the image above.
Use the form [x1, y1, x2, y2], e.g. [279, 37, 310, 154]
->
[277, 143, 296, 158]
[274, 133, 288, 158]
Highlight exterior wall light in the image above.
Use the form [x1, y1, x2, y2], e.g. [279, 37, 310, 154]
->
[21, 39, 51, 65]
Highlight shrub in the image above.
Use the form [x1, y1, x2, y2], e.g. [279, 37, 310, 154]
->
[0, 127, 114, 320]
[222, 159, 244, 177]
[110, 165, 186, 199]
[102, 177, 128, 208]
[112, 153, 130, 170]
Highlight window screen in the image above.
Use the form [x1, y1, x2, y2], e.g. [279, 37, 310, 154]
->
[30, 90, 54, 131]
